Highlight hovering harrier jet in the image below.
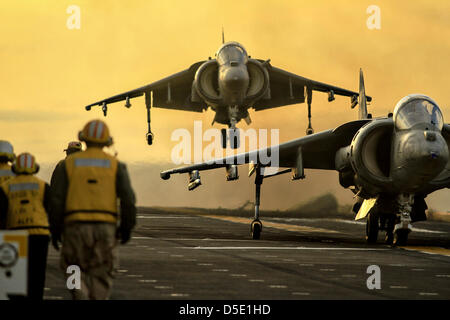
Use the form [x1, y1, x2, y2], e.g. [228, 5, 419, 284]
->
[85, 40, 369, 148]
[160, 70, 449, 245]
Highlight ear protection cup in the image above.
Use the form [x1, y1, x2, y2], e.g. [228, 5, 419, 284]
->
[11, 163, 17, 174]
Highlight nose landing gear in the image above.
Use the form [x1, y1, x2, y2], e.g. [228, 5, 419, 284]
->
[392, 194, 413, 246]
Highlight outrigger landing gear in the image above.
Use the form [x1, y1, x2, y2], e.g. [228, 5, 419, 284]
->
[146, 132, 154, 146]
[306, 87, 314, 135]
[145, 92, 154, 145]
[251, 166, 264, 240]
[251, 219, 262, 240]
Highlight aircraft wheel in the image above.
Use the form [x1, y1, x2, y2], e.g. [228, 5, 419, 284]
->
[251, 220, 262, 240]
[385, 232, 394, 245]
[384, 215, 395, 245]
[365, 211, 379, 244]
[393, 229, 409, 246]
[146, 132, 154, 146]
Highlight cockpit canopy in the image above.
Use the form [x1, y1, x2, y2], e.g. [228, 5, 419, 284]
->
[393, 94, 444, 131]
[216, 42, 248, 66]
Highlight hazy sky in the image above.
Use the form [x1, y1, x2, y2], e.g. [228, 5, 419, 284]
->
[1, 0, 449, 210]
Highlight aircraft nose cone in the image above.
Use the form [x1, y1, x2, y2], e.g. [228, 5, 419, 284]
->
[418, 146, 448, 177]
[418, 149, 448, 179]
[422, 131, 448, 168]
[399, 130, 449, 179]
[424, 150, 446, 168]
[222, 66, 249, 92]
[430, 151, 440, 160]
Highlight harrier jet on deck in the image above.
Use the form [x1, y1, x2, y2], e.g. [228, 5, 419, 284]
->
[160, 70, 450, 245]
[85, 41, 370, 148]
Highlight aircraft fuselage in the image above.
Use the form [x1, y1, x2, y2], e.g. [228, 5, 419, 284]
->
[193, 42, 269, 128]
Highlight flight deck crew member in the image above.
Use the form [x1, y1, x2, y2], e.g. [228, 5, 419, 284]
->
[63, 141, 82, 157]
[50, 141, 82, 187]
[0, 140, 15, 184]
[49, 119, 136, 300]
[0, 153, 51, 300]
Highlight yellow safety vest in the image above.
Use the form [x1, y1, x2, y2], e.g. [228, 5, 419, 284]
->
[0, 163, 15, 185]
[2, 175, 49, 235]
[64, 147, 118, 224]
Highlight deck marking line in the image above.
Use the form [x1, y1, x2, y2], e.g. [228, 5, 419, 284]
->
[203, 215, 341, 234]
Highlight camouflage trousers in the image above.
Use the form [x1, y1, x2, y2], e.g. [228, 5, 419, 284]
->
[60, 222, 118, 300]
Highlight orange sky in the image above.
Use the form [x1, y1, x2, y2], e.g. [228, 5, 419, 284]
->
[0, 0, 449, 210]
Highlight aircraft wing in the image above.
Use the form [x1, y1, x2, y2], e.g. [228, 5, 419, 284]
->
[252, 64, 372, 111]
[161, 120, 370, 180]
[85, 61, 208, 113]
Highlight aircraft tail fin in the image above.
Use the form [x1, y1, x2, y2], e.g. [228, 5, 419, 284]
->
[358, 68, 368, 120]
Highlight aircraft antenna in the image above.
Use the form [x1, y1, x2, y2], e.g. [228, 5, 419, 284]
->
[222, 27, 225, 44]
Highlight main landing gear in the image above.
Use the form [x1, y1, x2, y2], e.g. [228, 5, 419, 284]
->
[222, 106, 241, 149]
[366, 212, 396, 245]
[221, 128, 240, 149]
[365, 194, 413, 246]
[365, 211, 379, 244]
